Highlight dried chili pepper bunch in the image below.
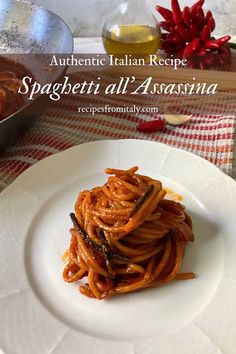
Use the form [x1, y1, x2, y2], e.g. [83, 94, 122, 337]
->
[156, 0, 232, 69]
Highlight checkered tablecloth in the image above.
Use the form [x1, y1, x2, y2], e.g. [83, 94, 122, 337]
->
[0, 69, 235, 192]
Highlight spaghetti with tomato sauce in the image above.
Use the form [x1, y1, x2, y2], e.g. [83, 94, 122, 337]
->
[63, 166, 195, 299]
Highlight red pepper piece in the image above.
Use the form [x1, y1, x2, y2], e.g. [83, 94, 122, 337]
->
[182, 6, 191, 24]
[172, 34, 185, 48]
[205, 10, 213, 22]
[215, 35, 231, 46]
[163, 34, 184, 47]
[161, 37, 173, 45]
[183, 43, 194, 59]
[205, 40, 219, 49]
[198, 46, 207, 56]
[176, 25, 191, 41]
[194, 13, 206, 27]
[204, 52, 215, 66]
[171, 0, 183, 25]
[171, 34, 181, 43]
[137, 119, 165, 133]
[160, 21, 175, 32]
[191, 37, 201, 52]
[190, 0, 204, 16]
[196, 5, 204, 18]
[161, 43, 171, 52]
[161, 40, 177, 54]
[208, 16, 215, 31]
[205, 36, 231, 49]
[156, 6, 174, 22]
[189, 23, 198, 38]
[201, 25, 211, 42]
[162, 32, 181, 42]
[165, 47, 177, 54]
[176, 40, 186, 50]
[161, 33, 169, 40]
[161, 43, 176, 55]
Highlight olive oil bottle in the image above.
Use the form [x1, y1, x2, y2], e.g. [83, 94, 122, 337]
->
[103, 24, 160, 55]
[102, 0, 160, 57]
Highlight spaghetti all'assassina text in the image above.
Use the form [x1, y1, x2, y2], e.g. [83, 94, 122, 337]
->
[18, 75, 218, 101]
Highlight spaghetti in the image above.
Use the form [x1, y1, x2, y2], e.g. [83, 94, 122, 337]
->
[63, 166, 195, 299]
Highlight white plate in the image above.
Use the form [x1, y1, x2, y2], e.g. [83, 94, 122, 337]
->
[0, 139, 236, 354]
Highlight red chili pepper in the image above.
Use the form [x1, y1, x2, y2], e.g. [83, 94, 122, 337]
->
[190, 0, 204, 16]
[204, 52, 215, 66]
[205, 36, 231, 49]
[191, 37, 201, 52]
[161, 33, 169, 40]
[162, 39, 174, 49]
[194, 13, 206, 27]
[162, 33, 179, 44]
[215, 35, 231, 46]
[161, 40, 176, 53]
[156, 6, 174, 22]
[196, 5, 204, 18]
[198, 46, 207, 56]
[137, 119, 165, 133]
[171, 34, 185, 48]
[201, 25, 211, 42]
[157, 0, 232, 70]
[165, 47, 177, 54]
[189, 23, 198, 38]
[205, 40, 220, 49]
[205, 10, 213, 22]
[171, 34, 181, 43]
[183, 43, 194, 59]
[160, 21, 175, 32]
[208, 17, 215, 31]
[176, 25, 191, 41]
[182, 6, 191, 24]
[163, 34, 183, 46]
[171, 0, 183, 25]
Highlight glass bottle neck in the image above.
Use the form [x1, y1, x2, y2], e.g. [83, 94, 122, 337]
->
[120, 0, 156, 27]
[103, 0, 158, 31]
[121, 0, 149, 19]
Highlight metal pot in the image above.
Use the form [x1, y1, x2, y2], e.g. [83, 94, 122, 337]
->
[0, 0, 73, 151]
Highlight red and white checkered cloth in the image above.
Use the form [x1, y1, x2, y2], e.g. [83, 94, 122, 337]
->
[0, 71, 235, 191]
